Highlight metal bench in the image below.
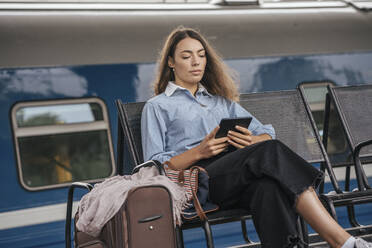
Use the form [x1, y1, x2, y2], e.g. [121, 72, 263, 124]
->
[116, 89, 329, 247]
[320, 84, 372, 227]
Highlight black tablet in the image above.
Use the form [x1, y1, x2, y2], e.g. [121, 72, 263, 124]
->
[215, 117, 253, 138]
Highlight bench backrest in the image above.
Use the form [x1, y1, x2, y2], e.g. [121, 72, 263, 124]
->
[328, 84, 372, 158]
[117, 89, 326, 173]
[240, 90, 324, 163]
[117, 101, 145, 173]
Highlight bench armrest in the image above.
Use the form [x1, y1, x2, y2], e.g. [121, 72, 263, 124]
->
[353, 140, 372, 190]
[65, 182, 93, 248]
[132, 160, 165, 175]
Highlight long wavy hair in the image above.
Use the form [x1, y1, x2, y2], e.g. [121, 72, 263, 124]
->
[153, 26, 239, 101]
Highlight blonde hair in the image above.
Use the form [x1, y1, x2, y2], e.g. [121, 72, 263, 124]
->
[153, 26, 239, 101]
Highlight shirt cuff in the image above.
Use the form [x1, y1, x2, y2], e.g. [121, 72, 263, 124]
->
[149, 152, 177, 165]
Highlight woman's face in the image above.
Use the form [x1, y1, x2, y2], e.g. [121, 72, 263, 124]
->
[168, 37, 207, 87]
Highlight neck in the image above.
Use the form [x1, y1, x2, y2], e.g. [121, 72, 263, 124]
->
[175, 81, 198, 96]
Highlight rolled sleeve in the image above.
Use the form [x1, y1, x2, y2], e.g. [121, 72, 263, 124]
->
[141, 102, 177, 163]
[149, 151, 177, 164]
[254, 124, 276, 139]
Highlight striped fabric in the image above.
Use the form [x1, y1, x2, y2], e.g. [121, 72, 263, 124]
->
[165, 168, 198, 201]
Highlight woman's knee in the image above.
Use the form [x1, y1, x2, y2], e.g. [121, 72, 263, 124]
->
[242, 139, 285, 154]
[258, 139, 285, 149]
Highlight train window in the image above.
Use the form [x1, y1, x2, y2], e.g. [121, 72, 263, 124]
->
[11, 98, 115, 191]
[16, 103, 103, 127]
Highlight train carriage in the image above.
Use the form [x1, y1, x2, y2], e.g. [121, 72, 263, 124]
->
[0, 0, 372, 247]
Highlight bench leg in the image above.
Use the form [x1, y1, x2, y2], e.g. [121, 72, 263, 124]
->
[202, 220, 214, 248]
[347, 205, 362, 227]
[298, 216, 309, 248]
[241, 219, 253, 243]
[319, 194, 338, 220]
[176, 225, 184, 248]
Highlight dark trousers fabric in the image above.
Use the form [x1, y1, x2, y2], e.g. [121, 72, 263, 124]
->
[196, 140, 323, 248]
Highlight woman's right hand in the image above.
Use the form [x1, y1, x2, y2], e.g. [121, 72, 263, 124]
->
[168, 126, 229, 170]
[197, 126, 229, 160]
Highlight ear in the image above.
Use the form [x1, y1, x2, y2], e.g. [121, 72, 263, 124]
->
[168, 56, 175, 68]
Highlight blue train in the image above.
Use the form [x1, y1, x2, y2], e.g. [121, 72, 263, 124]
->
[0, 0, 372, 247]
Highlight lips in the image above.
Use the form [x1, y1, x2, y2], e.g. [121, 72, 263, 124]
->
[190, 70, 202, 75]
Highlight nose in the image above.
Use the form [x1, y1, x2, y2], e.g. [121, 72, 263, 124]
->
[191, 55, 200, 66]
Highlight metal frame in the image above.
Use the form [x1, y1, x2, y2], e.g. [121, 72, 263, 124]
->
[65, 182, 93, 248]
[297, 81, 340, 194]
[297, 80, 338, 194]
[298, 83, 372, 229]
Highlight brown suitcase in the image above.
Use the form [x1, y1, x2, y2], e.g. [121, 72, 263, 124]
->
[74, 185, 177, 248]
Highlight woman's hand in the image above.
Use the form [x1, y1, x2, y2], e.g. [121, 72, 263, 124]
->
[168, 126, 228, 170]
[227, 125, 271, 149]
[197, 126, 229, 160]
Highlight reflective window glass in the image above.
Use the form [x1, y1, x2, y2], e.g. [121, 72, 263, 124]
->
[16, 103, 103, 127]
[11, 98, 115, 190]
[18, 131, 112, 187]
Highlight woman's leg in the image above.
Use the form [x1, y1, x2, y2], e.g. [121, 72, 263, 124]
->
[202, 140, 369, 247]
[202, 141, 308, 247]
[242, 178, 299, 247]
[296, 187, 350, 248]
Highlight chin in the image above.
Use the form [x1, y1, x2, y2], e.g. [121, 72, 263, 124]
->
[193, 76, 203, 83]
[186, 79, 201, 84]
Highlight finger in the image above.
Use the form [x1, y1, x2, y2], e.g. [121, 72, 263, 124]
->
[212, 142, 229, 150]
[228, 135, 251, 147]
[213, 147, 229, 155]
[206, 141, 228, 154]
[205, 140, 228, 153]
[214, 136, 229, 144]
[228, 139, 245, 149]
[207, 126, 220, 139]
[228, 130, 252, 142]
[235, 125, 252, 135]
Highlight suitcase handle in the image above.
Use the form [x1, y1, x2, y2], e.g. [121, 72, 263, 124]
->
[138, 214, 163, 223]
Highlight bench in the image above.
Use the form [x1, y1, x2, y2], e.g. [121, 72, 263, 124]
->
[116, 89, 330, 247]
[320, 84, 372, 228]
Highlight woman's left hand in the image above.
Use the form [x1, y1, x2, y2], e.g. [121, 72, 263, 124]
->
[227, 125, 271, 149]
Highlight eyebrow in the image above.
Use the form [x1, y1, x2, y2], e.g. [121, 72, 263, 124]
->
[180, 48, 205, 54]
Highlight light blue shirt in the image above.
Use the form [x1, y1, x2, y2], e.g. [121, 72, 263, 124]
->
[141, 82, 275, 163]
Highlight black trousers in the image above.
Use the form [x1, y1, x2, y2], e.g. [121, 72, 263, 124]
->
[197, 140, 323, 248]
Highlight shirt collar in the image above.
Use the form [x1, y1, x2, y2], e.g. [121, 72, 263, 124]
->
[164, 81, 212, 97]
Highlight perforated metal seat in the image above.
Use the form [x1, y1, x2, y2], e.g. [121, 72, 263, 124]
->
[240, 90, 323, 164]
[329, 85, 372, 164]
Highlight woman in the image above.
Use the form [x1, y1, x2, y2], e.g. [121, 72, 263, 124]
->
[141, 26, 371, 248]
